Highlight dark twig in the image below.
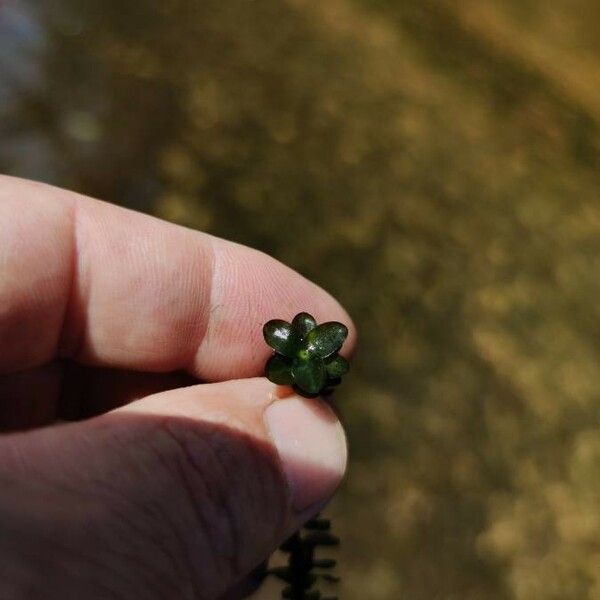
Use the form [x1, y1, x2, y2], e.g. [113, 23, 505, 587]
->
[266, 515, 340, 600]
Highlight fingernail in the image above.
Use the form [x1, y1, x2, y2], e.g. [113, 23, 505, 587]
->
[264, 395, 347, 512]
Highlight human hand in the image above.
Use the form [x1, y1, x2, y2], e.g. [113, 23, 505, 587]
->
[0, 176, 355, 599]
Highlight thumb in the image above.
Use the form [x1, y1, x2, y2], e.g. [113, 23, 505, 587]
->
[0, 378, 347, 599]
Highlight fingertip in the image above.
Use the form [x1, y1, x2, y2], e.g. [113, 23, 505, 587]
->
[194, 241, 356, 380]
[265, 395, 348, 512]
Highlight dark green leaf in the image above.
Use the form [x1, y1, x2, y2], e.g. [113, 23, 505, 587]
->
[305, 518, 331, 530]
[293, 384, 320, 398]
[279, 535, 298, 552]
[306, 322, 348, 358]
[262, 319, 297, 357]
[292, 312, 317, 339]
[325, 355, 349, 377]
[318, 574, 340, 583]
[313, 558, 337, 568]
[266, 566, 293, 583]
[304, 531, 340, 546]
[265, 354, 294, 385]
[292, 356, 326, 395]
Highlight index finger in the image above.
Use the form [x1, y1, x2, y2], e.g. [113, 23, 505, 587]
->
[0, 175, 355, 379]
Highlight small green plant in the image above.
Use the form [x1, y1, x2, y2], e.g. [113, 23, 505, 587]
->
[266, 515, 340, 600]
[263, 312, 349, 397]
[262, 312, 347, 598]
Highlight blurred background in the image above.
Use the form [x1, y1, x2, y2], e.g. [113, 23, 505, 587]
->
[1, 0, 600, 598]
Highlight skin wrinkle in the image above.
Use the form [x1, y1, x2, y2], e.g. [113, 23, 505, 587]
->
[83, 473, 188, 597]
[49, 191, 214, 375]
[0, 422, 194, 598]
[246, 422, 289, 547]
[139, 427, 211, 599]
[49, 482, 179, 599]
[164, 454, 212, 600]
[202, 429, 243, 575]
[147, 412, 288, 598]
[99, 529, 184, 600]
[195, 445, 237, 572]
[194, 243, 282, 379]
[16, 545, 126, 600]
[150, 224, 211, 373]
[56, 431, 199, 598]
[6, 506, 135, 599]
[3, 418, 284, 598]
[205, 425, 285, 573]
[91, 418, 204, 576]
[192, 235, 224, 378]
[159, 421, 237, 591]
[184, 233, 216, 376]
[137, 417, 231, 588]
[104, 500, 186, 599]
[71, 422, 201, 599]
[56, 197, 81, 361]
[112, 450, 194, 591]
